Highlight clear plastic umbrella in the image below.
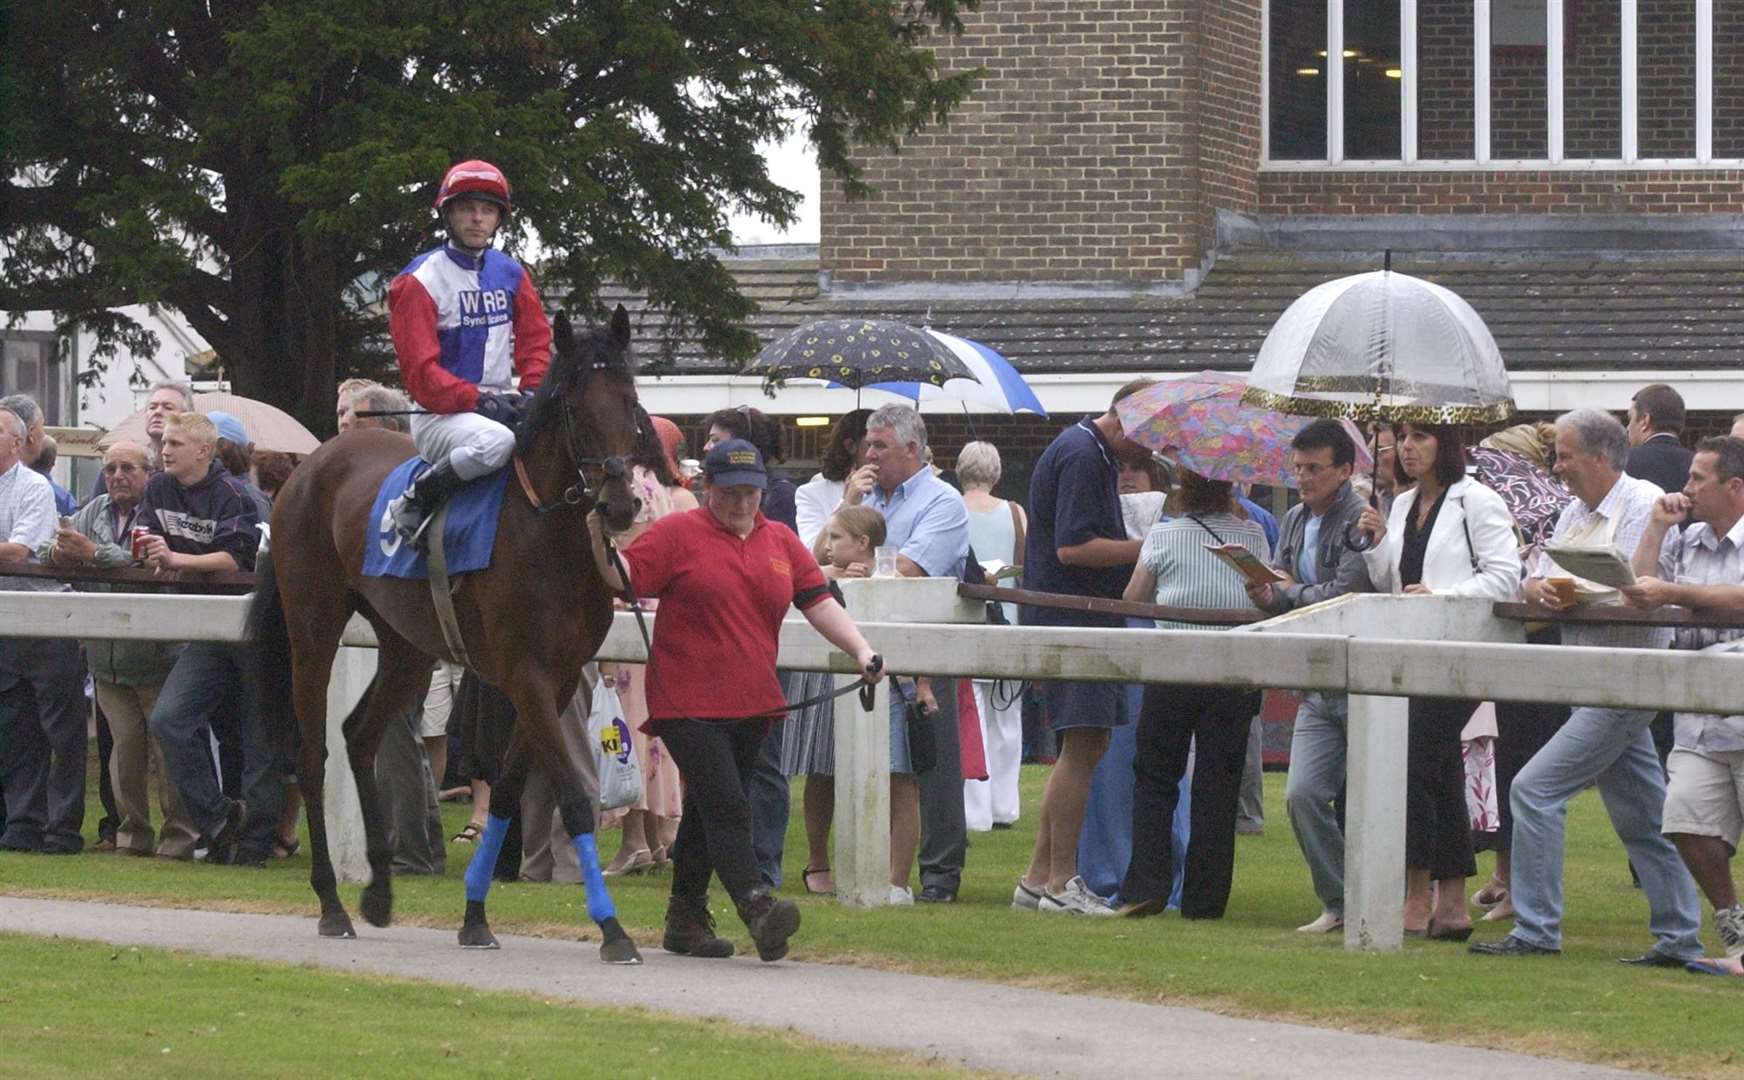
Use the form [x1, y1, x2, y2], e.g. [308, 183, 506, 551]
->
[1242, 264, 1514, 549]
[1242, 268, 1514, 425]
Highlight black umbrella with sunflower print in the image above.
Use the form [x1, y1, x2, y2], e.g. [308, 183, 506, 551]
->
[743, 318, 974, 391]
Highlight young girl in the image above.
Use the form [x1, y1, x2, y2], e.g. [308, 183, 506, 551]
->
[820, 505, 886, 580]
[781, 504, 888, 897]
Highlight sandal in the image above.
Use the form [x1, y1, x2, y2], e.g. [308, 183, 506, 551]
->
[802, 865, 835, 896]
[1471, 882, 1508, 908]
[272, 835, 301, 859]
[603, 847, 654, 877]
[451, 822, 483, 844]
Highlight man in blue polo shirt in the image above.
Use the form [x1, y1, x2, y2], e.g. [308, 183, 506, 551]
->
[1016, 379, 1155, 915]
[859, 404, 971, 904]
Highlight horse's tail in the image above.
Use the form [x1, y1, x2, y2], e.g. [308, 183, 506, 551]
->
[247, 548, 297, 757]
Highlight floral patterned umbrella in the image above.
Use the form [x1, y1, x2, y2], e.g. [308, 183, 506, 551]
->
[743, 318, 972, 390]
[1115, 371, 1371, 488]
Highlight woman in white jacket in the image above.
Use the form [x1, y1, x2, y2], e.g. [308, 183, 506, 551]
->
[1357, 423, 1522, 940]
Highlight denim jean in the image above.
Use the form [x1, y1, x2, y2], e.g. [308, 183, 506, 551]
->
[149, 642, 281, 858]
[1079, 681, 1189, 907]
[1508, 705, 1702, 955]
[1284, 692, 1349, 918]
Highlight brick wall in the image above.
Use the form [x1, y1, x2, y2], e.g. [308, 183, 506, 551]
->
[821, 0, 1264, 286]
[1199, 2, 1265, 258]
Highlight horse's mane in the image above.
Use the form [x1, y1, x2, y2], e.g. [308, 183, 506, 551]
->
[517, 312, 638, 457]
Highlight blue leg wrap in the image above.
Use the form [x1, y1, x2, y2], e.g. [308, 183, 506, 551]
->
[463, 815, 511, 903]
[574, 832, 618, 924]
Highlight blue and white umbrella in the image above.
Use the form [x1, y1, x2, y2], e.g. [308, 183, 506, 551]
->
[848, 330, 1048, 416]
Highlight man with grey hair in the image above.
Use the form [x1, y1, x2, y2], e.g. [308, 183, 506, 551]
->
[1472, 408, 1703, 962]
[0, 394, 73, 515]
[1731, 413, 1744, 440]
[0, 403, 88, 853]
[143, 381, 195, 463]
[858, 403, 971, 903]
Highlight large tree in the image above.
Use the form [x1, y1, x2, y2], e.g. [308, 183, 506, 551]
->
[1, 2, 976, 430]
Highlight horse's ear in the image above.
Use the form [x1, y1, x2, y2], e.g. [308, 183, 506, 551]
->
[609, 304, 631, 349]
[553, 312, 574, 355]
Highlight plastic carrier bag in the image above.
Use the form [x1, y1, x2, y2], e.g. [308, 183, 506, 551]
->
[588, 677, 643, 812]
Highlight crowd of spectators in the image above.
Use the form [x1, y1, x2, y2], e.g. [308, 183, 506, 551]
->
[1, 375, 1741, 975]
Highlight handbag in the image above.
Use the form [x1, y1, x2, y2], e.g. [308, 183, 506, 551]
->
[901, 680, 938, 775]
[588, 678, 644, 811]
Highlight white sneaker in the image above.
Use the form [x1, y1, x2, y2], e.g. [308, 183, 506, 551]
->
[1040, 876, 1116, 916]
[1716, 904, 1744, 959]
[1297, 910, 1344, 934]
[887, 885, 914, 906]
[1012, 879, 1044, 911]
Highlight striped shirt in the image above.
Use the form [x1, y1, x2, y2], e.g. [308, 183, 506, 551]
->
[0, 460, 62, 592]
[1530, 471, 1669, 651]
[1657, 514, 1744, 752]
[1140, 512, 1271, 631]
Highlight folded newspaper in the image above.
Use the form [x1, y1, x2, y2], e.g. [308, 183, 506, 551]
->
[1204, 543, 1283, 586]
[1542, 542, 1636, 590]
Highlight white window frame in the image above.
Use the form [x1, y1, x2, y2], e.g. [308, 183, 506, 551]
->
[1260, 0, 1741, 171]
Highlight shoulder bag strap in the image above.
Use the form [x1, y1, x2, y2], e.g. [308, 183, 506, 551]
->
[1006, 498, 1026, 574]
[1187, 514, 1225, 545]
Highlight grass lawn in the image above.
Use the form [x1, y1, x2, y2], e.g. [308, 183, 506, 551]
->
[0, 932, 978, 1079]
[4, 767, 1740, 1078]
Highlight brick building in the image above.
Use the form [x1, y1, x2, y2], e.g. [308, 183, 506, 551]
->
[630, 0, 1743, 499]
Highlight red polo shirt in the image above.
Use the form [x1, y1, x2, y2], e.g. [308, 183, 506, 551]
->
[621, 507, 829, 723]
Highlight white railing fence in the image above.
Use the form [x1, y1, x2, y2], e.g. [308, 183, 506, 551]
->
[4, 582, 1739, 951]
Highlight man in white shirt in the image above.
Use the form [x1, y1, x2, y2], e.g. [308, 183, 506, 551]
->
[1471, 409, 1702, 963]
[0, 403, 88, 854]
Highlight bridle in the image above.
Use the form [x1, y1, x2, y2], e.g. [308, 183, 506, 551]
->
[515, 357, 638, 517]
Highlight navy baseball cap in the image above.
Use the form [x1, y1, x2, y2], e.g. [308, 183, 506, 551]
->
[703, 438, 767, 490]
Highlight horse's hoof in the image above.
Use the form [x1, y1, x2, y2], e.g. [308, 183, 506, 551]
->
[458, 922, 499, 950]
[360, 888, 393, 929]
[600, 936, 643, 965]
[318, 911, 357, 939]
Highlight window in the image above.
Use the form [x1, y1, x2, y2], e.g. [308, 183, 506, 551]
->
[1264, 0, 1743, 167]
[1, 333, 66, 425]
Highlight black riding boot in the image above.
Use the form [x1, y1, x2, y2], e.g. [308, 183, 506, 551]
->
[391, 461, 466, 549]
[736, 887, 800, 963]
[663, 892, 735, 958]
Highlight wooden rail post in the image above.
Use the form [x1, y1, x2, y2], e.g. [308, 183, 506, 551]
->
[1343, 693, 1409, 950]
[830, 580, 894, 907]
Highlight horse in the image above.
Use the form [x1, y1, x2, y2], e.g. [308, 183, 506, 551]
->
[249, 306, 645, 963]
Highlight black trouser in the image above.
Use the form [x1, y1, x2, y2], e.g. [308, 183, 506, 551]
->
[1122, 682, 1259, 919]
[654, 717, 769, 904]
[1493, 625, 1569, 856]
[916, 678, 967, 895]
[0, 638, 89, 851]
[1406, 696, 1478, 880]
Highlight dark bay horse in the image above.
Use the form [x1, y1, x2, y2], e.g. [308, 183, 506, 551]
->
[250, 307, 645, 963]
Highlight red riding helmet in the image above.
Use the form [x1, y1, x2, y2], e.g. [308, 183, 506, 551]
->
[434, 159, 512, 214]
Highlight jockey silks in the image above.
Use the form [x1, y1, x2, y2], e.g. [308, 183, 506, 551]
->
[389, 242, 550, 415]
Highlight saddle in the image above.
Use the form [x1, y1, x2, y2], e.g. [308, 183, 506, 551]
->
[363, 458, 513, 665]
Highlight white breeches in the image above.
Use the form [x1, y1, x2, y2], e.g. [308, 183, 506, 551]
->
[411, 410, 515, 480]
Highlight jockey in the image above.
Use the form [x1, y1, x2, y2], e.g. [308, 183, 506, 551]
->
[386, 159, 551, 545]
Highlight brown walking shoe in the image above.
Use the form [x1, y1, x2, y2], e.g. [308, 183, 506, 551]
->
[737, 888, 801, 963]
[663, 893, 734, 958]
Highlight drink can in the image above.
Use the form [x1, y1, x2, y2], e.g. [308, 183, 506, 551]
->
[130, 526, 151, 560]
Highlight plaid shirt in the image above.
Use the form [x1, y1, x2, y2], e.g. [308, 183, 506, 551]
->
[0, 459, 62, 592]
[1658, 514, 1744, 752]
[1530, 471, 1670, 651]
